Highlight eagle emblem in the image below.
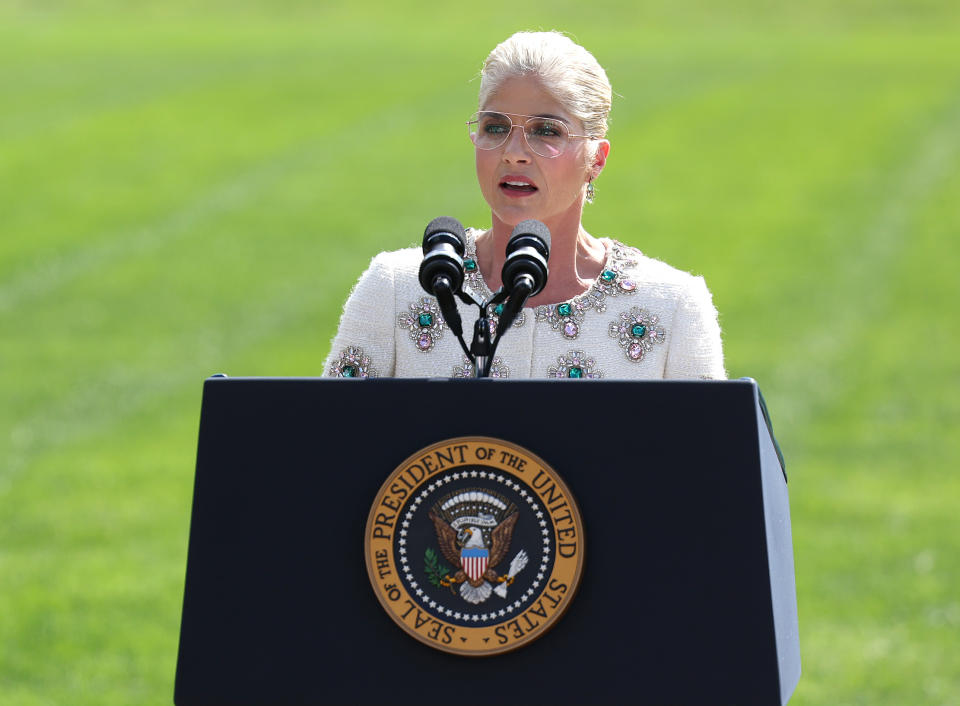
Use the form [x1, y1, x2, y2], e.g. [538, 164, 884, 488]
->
[427, 488, 529, 605]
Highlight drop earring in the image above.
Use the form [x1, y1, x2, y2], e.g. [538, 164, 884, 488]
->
[585, 180, 596, 204]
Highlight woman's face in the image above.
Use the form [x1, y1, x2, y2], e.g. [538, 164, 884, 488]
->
[474, 76, 608, 230]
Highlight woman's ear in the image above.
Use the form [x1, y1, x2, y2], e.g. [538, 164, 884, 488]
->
[591, 140, 610, 179]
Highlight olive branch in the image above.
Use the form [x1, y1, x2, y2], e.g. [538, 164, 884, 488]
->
[424, 547, 451, 588]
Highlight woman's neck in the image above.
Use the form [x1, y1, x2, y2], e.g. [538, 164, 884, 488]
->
[475, 211, 607, 308]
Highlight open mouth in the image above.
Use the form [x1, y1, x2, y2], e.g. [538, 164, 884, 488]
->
[500, 179, 538, 194]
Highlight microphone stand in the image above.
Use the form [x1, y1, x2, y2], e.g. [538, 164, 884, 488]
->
[432, 278, 473, 363]
[449, 287, 511, 378]
[427, 273, 521, 375]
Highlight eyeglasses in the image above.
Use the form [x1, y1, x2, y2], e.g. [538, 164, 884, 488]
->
[466, 111, 593, 158]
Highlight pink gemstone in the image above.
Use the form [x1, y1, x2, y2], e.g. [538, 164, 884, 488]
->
[417, 333, 432, 350]
[628, 342, 644, 360]
[563, 322, 579, 338]
[620, 280, 636, 292]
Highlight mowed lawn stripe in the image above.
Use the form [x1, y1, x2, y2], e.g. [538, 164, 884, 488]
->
[0, 20, 474, 278]
[767, 90, 960, 428]
[0, 93, 468, 488]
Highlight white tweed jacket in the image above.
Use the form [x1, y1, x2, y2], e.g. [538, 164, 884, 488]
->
[324, 231, 725, 380]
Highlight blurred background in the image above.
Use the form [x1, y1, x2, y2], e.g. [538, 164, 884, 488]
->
[1, 1, 958, 703]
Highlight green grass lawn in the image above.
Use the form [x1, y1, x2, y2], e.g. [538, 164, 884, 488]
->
[2, 2, 959, 704]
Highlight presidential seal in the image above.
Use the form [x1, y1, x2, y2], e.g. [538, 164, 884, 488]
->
[365, 437, 585, 656]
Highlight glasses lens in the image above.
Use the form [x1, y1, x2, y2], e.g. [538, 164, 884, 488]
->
[524, 117, 569, 158]
[467, 112, 571, 158]
[469, 112, 512, 150]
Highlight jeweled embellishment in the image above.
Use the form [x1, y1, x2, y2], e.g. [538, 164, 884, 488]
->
[582, 244, 641, 311]
[609, 307, 666, 362]
[547, 350, 603, 379]
[486, 301, 525, 333]
[589, 262, 639, 306]
[398, 297, 446, 352]
[462, 233, 487, 296]
[535, 301, 586, 339]
[452, 355, 510, 378]
[328, 346, 378, 378]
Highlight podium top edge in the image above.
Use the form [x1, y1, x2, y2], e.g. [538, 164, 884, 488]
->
[204, 375, 758, 384]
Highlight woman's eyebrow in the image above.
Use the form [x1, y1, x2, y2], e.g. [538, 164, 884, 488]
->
[486, 111, 569, 122]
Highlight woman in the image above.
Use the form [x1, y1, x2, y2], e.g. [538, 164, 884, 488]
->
[325, 31, 725, 380]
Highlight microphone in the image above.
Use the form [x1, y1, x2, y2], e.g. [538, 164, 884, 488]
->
[501, 219, 550, 296]
[419, 216, 466, 295]
[418, 216, 466, 338]
[497, 220, 550, 335]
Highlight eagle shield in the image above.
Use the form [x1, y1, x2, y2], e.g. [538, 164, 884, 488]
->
[461, 547, 488, 583]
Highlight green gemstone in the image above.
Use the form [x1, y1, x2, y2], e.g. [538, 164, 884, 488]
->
[601, 269, 616, 283]
[342, 365, 357, 378]
[568, 367, 583, 379]
[418, 313, 433, 327]
[464, 259, 478, 272]
[494, 303, 505, 315]
[631, 324, 647, 338]
[557, 303, 572, 317]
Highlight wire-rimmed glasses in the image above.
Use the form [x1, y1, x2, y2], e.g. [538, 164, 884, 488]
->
[466, 111, 593, 158]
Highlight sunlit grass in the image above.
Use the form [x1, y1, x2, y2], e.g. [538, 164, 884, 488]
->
[2, 4, 959, 704]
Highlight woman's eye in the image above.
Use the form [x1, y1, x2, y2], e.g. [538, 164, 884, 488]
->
[530, 120, 564, 137]
[483, 123, 510, 135]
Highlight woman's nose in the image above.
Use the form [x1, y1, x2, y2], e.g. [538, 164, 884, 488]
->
[502, 124, 532, 162]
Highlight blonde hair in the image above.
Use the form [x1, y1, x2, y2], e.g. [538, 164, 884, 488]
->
[478, 31, 612, 139]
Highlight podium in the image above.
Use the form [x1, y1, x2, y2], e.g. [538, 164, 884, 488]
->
[175, 377, 800, 705]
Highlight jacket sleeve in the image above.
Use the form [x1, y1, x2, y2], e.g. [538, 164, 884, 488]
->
[323, 253, 397, 378]
[664, 275, 726, 380]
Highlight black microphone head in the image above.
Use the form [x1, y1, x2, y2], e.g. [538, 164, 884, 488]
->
[502, 219, 550, 298]
[507, 219, 551, 259]
[423, 216, 466, 255]
[420, 216, 466, 296]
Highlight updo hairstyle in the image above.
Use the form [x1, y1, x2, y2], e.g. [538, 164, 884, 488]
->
[478, 31, 612, 140]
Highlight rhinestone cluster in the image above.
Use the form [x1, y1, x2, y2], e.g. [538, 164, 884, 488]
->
[534, 300, 585, 339]
[398, 296, 446, 352]
[328, 346, 378, 378]
[452, 355, 510, 378]
[486, 300, 525, 333]
[609, 306, 666, 362]
[462, 231, 487, 297]
[547, 350, 603, 379]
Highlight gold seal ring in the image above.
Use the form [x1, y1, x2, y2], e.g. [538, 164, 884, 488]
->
[365, 436, 585, 656]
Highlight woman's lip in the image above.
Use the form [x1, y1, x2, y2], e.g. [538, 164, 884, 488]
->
[499, 183, 538, 198]
[499, 175, 539, 197]
[500, 175, 537, 187]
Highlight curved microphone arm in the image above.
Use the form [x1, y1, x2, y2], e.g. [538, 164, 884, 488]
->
[431, 278, 473, 362]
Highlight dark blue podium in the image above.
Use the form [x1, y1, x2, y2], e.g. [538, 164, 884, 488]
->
[175, 377, 800, 705]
